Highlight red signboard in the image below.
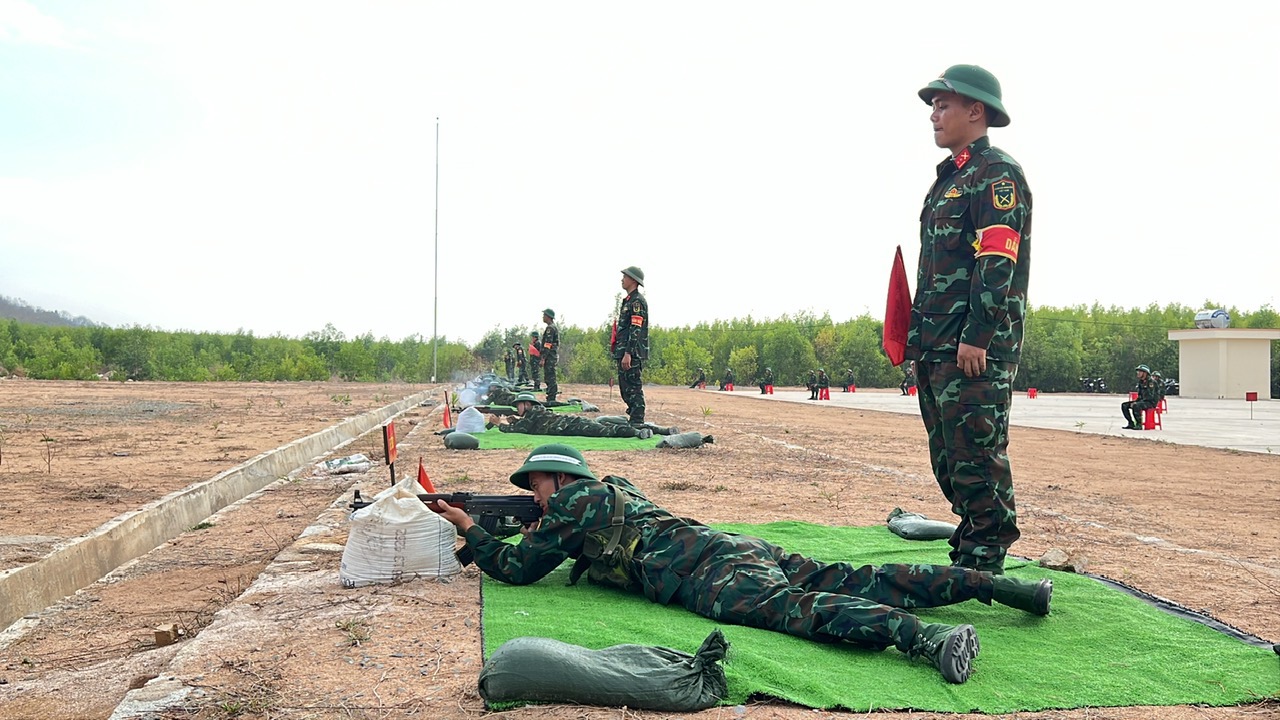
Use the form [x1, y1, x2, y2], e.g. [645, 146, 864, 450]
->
[382, 422, 398, 465]
[1245, 391, 1259, 402]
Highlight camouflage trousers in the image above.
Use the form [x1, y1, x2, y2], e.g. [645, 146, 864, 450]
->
[529, 355, 542, 389]
[915, 359, 1021, 572]
[674, 532, 993, 652]
[1121, 400, 1155, 426]
[504, 361, 514, 381]
[617, 362, 645, 423]
[551, 416, 642, 438]
[543, 356, 559, 402]
[516, 363, 528, 383]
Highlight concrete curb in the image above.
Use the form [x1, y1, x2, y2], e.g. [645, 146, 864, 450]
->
[0, 391, 431, 632]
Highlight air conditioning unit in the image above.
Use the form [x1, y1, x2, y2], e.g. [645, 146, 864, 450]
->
[1193, 309, 1230, 329]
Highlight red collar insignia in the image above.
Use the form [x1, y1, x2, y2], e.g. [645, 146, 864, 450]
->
[953, 148, 971, 169]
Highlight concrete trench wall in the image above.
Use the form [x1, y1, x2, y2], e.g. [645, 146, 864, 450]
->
[0, 391, 431, 632]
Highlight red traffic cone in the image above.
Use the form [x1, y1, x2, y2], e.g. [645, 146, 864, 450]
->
[417, 457, 436, 492]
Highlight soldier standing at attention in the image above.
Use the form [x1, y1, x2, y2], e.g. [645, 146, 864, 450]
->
[612, 266, 649, 424]
[503, 346, 514, 381]
[807, 370, 818, 400]
[541, 309, 560, 403]
[513, 342, 528, 384]
[908, 65, 1032, 574]
[528, 332, 542, 391]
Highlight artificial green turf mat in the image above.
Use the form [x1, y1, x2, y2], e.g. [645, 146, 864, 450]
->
[470, 426, 664, 451]
[482, 522, 1279, 713]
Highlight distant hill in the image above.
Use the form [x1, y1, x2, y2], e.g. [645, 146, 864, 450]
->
[0, 295, 99, 328]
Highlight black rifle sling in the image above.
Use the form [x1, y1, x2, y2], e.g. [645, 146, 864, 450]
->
[568, 483, 628, 586]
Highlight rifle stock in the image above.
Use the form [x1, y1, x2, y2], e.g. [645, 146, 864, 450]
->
[348, 490, 542, 566]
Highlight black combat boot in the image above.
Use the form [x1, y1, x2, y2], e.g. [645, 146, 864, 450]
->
[908, 623, 980, 684]
[992, 576, 1052, 615]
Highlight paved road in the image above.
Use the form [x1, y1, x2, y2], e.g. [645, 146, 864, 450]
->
[702, 386, 1280, 455]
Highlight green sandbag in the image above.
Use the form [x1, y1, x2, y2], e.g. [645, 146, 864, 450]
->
[656, 431, 706, 449]
[479, 630, 729, 711]
[886, 507, 956, 540]
[444, 432, 480, 450]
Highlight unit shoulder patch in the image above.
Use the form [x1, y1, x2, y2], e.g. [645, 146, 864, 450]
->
[991, 179, 1017, 210]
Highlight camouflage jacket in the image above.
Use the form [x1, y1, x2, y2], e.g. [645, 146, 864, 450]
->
[906, 136, 1032, 363]
[465, 475, 719, 605]
[816, 371, 830, 388]
[613, 289, 649, 360]
[1137, 377, 1161, 404]
[513, 346, 526, 368]
[498, 405, 557, 433]
[541, 323, 560, 363]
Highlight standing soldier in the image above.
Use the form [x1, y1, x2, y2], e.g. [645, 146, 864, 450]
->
[816, 368, 830, 398]
[528, 332, 542, 391]
[900, 362, 916, 396]
[908, 65, 1032, 574]
[541, 308, 560, 403]
[612, 266, 649, 424]
[502, 346, 514, 381]
[843, 368, 856, 392]
[807, 370, 818, 400]
[513, 342, 528, 384]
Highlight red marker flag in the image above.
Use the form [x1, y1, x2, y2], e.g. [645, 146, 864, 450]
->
[883, 245, 912, 367]
[417, 457, 436, 493]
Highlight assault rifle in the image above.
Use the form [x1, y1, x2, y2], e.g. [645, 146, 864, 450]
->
[348, 490, 542, 566]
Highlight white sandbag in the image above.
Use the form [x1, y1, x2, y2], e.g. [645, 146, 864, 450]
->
[340, 475, 461, 587]
[455, 406, 487, 435]
[318, 453, 372, 475]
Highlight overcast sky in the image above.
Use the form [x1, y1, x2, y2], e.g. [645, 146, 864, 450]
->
[2, 2, 1276, 346]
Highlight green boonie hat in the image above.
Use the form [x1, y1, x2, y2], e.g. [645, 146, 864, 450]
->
[918, 64, 1010, 128]
[543, 308, 555, 319]
[1136, 364, 1151, 373]
[515, 392, 541, 405]
[509, 443, 598, 490]
[621, 266, 645, 286]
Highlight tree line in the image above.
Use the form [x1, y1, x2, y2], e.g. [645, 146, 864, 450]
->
[1, 304, 1276, 397]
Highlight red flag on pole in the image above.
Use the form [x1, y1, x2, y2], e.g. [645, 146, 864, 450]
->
[442, 390, 452, 428]
[883, 245, 912, 367]
[417, 457, 436, 492]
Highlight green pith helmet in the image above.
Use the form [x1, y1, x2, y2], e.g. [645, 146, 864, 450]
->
[509, 443, 598, 490]
[531, 331, 539, 338]
[515, 392, 541, 405]
[1152, 370, 1163, 378]
[543, 308, 555, 319]
[918, 64, 1010, 128]
[1136, 364, 1151, 374]
[621, 265, 645, 286]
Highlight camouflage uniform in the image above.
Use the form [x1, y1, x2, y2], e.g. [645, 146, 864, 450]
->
[843, 369, 855, 392]
[719, 368, 735, 391]
[513, 344, 528, 384]
[542, 321, 560, 402]
[499, 405, 646, 438]
[688, 368, 706, 389]
[465, 475, 1005, 660]
[484, 384, 575, 410]
[817, 370, 830, 391]
[503, 348, 514, 381]
[613, 287, 649, 423]
[528, 333, 542, 391]
[758, 368, 774, 394]
[906, 136, 1032, 573]
[1121, 372, 1161, 429]
[807, 370, 818, 400]
[900, 364, 916, 395]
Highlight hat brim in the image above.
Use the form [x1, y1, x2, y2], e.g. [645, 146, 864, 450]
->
[509, 458, 598, 490]
[918, 81, 1010, 128]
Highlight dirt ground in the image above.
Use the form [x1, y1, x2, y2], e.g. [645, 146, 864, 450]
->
[0, 378, 1276, 720]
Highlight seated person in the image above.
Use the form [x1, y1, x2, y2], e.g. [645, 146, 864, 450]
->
[433, 444, 1054, 685]
[757, 367, 774, 394]
[1121, 364, 1160, 430]
[491, 394, 669, 439]
[718, 368, 735, 390]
